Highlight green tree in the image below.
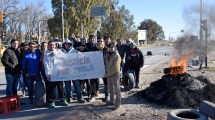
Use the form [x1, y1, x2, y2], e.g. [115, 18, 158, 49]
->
[101, 4, 137, 41]
[138, 19, 165, 44]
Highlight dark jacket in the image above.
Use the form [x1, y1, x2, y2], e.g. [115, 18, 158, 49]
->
[125, 47, 144, 68]
[1, 47, 22, 74]
[116, 44, 126, 61]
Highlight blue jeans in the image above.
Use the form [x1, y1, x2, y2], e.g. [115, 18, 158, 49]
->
[64, 80, 82, 99]
[5, 74, 20, 96]
[26, 74, 42, 102]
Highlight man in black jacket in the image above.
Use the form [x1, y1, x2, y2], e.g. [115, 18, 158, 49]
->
[1, 39, 22, 96]
[124, 42, 144, 88]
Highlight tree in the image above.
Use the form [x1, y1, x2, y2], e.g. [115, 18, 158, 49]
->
[138, 19, 165, 44]
[101, 4, 137, 41]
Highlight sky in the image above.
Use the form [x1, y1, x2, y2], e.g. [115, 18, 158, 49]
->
[20, 0, 214, 40]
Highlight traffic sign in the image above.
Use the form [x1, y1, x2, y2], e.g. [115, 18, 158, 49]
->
[90, 7, 106, 17]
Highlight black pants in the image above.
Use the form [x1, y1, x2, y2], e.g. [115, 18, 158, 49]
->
[103, 77, 108, 97]
[41, 69, 50, 102]
[90, 78, 99, 97]
[80, 79, 90, 96]
[48, 81, 65, 102]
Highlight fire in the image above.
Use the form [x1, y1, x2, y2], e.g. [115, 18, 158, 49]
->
[168, 55, 188, 75]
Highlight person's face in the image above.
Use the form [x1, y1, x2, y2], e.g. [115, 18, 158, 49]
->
[29, 44, 36, 52]
[11, 41, 19, 49]
[90, 37, 95, 43]
[65, 43, 71, 49]
[126, 41, 131, 46]
[79, 46, 85, 51]
[24, 45, 29, 51]
[42, 43, 47, 51]
[109, 46, 115, 53]
[48, 42, 56, 51]
[97, 39, 104, 46]
[104, 38, 111, 46]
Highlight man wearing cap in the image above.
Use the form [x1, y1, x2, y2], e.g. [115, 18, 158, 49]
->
[22, 42, 42, 104]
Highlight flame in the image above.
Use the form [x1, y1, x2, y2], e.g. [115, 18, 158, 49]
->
[168, 55, 188, 75]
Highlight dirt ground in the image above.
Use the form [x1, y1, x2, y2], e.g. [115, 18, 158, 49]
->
[66, 50, 215, 120]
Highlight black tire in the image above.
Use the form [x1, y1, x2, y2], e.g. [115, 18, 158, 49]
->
[123, 71, 135, 91]
[34, 81, 46, 107]
[147, 51, 152, 56]
[199, 100, 215, 119]
[167, 109, 208, 120]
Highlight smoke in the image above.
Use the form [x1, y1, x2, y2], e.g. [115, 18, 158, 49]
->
[173, 34, 214, 60]
[183, 2, 215, 40]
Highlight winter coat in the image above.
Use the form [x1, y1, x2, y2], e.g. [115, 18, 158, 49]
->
[43, 49, 63, 76]
[116, 43, 126, 61]
[1, 47, 22, 75]
[104, 51, 121, 78]
[22, 50, 41, 75]
[125, 47, 144, 68]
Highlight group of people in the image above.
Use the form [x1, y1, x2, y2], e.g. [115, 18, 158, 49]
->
[1, 34, 144, 110]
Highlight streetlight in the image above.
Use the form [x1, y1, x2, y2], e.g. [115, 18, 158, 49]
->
[169, 29, 184, 42]
[61, 0, 65, 42]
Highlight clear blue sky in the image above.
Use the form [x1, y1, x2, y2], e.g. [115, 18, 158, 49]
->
[20, 0, 214, 40]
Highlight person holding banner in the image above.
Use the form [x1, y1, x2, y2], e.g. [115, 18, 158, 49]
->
[104, 42, 121, 110]
[22, 42, 42, 104]
[43, 40, 69, 108]
[88, 36, 108, 102]
[61, 39, 85, 103]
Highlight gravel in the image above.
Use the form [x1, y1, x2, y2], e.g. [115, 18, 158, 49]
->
[71, 50, 215, 120]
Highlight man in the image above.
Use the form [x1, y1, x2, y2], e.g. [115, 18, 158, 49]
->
[22, 42, 42, 104]
[61, 39, 85, 103]
[1, 39, 22, 96]
[104, 36, 111, 48]
[104, 42, 121, 110]
[124, 42, 144, 88]
[89, 36, 108, 102]
[43, 40, 68, 108]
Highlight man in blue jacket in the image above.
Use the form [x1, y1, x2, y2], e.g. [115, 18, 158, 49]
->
[22, 42, 42, 104]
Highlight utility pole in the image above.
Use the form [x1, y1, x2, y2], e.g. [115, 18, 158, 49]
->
[61, 0, 65, 42]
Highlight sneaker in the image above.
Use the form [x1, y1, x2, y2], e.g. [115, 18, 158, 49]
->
[50, 102, 55, 108]
[67, 98, 71, 103]
[77, 98, 85, 103]
[89, 96, 95, 102]
[95, 91, 99, 96]
[61, 100, 69, 106]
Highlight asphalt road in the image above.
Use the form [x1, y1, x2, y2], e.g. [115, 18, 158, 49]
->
[0, 46, 174, 119]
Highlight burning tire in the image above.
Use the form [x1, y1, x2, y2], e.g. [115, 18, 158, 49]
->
[199, 100, 215, 119]
[167, 109, 208, 120]
[123, 71, 135, 91]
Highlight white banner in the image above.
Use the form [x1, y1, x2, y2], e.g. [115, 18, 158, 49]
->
[50, 51, 105, 81]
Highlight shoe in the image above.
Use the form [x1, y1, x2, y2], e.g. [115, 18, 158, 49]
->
[50, 102, 55, 108]
[77, 98, 85, 103]
[134, 85, 140, 89]
[95, 91, 99, 96]
[89, 96, 95, 102]
[112, 105, 120, 110]
[67, 98, 71, 103]
[61, 100, 69, 106]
